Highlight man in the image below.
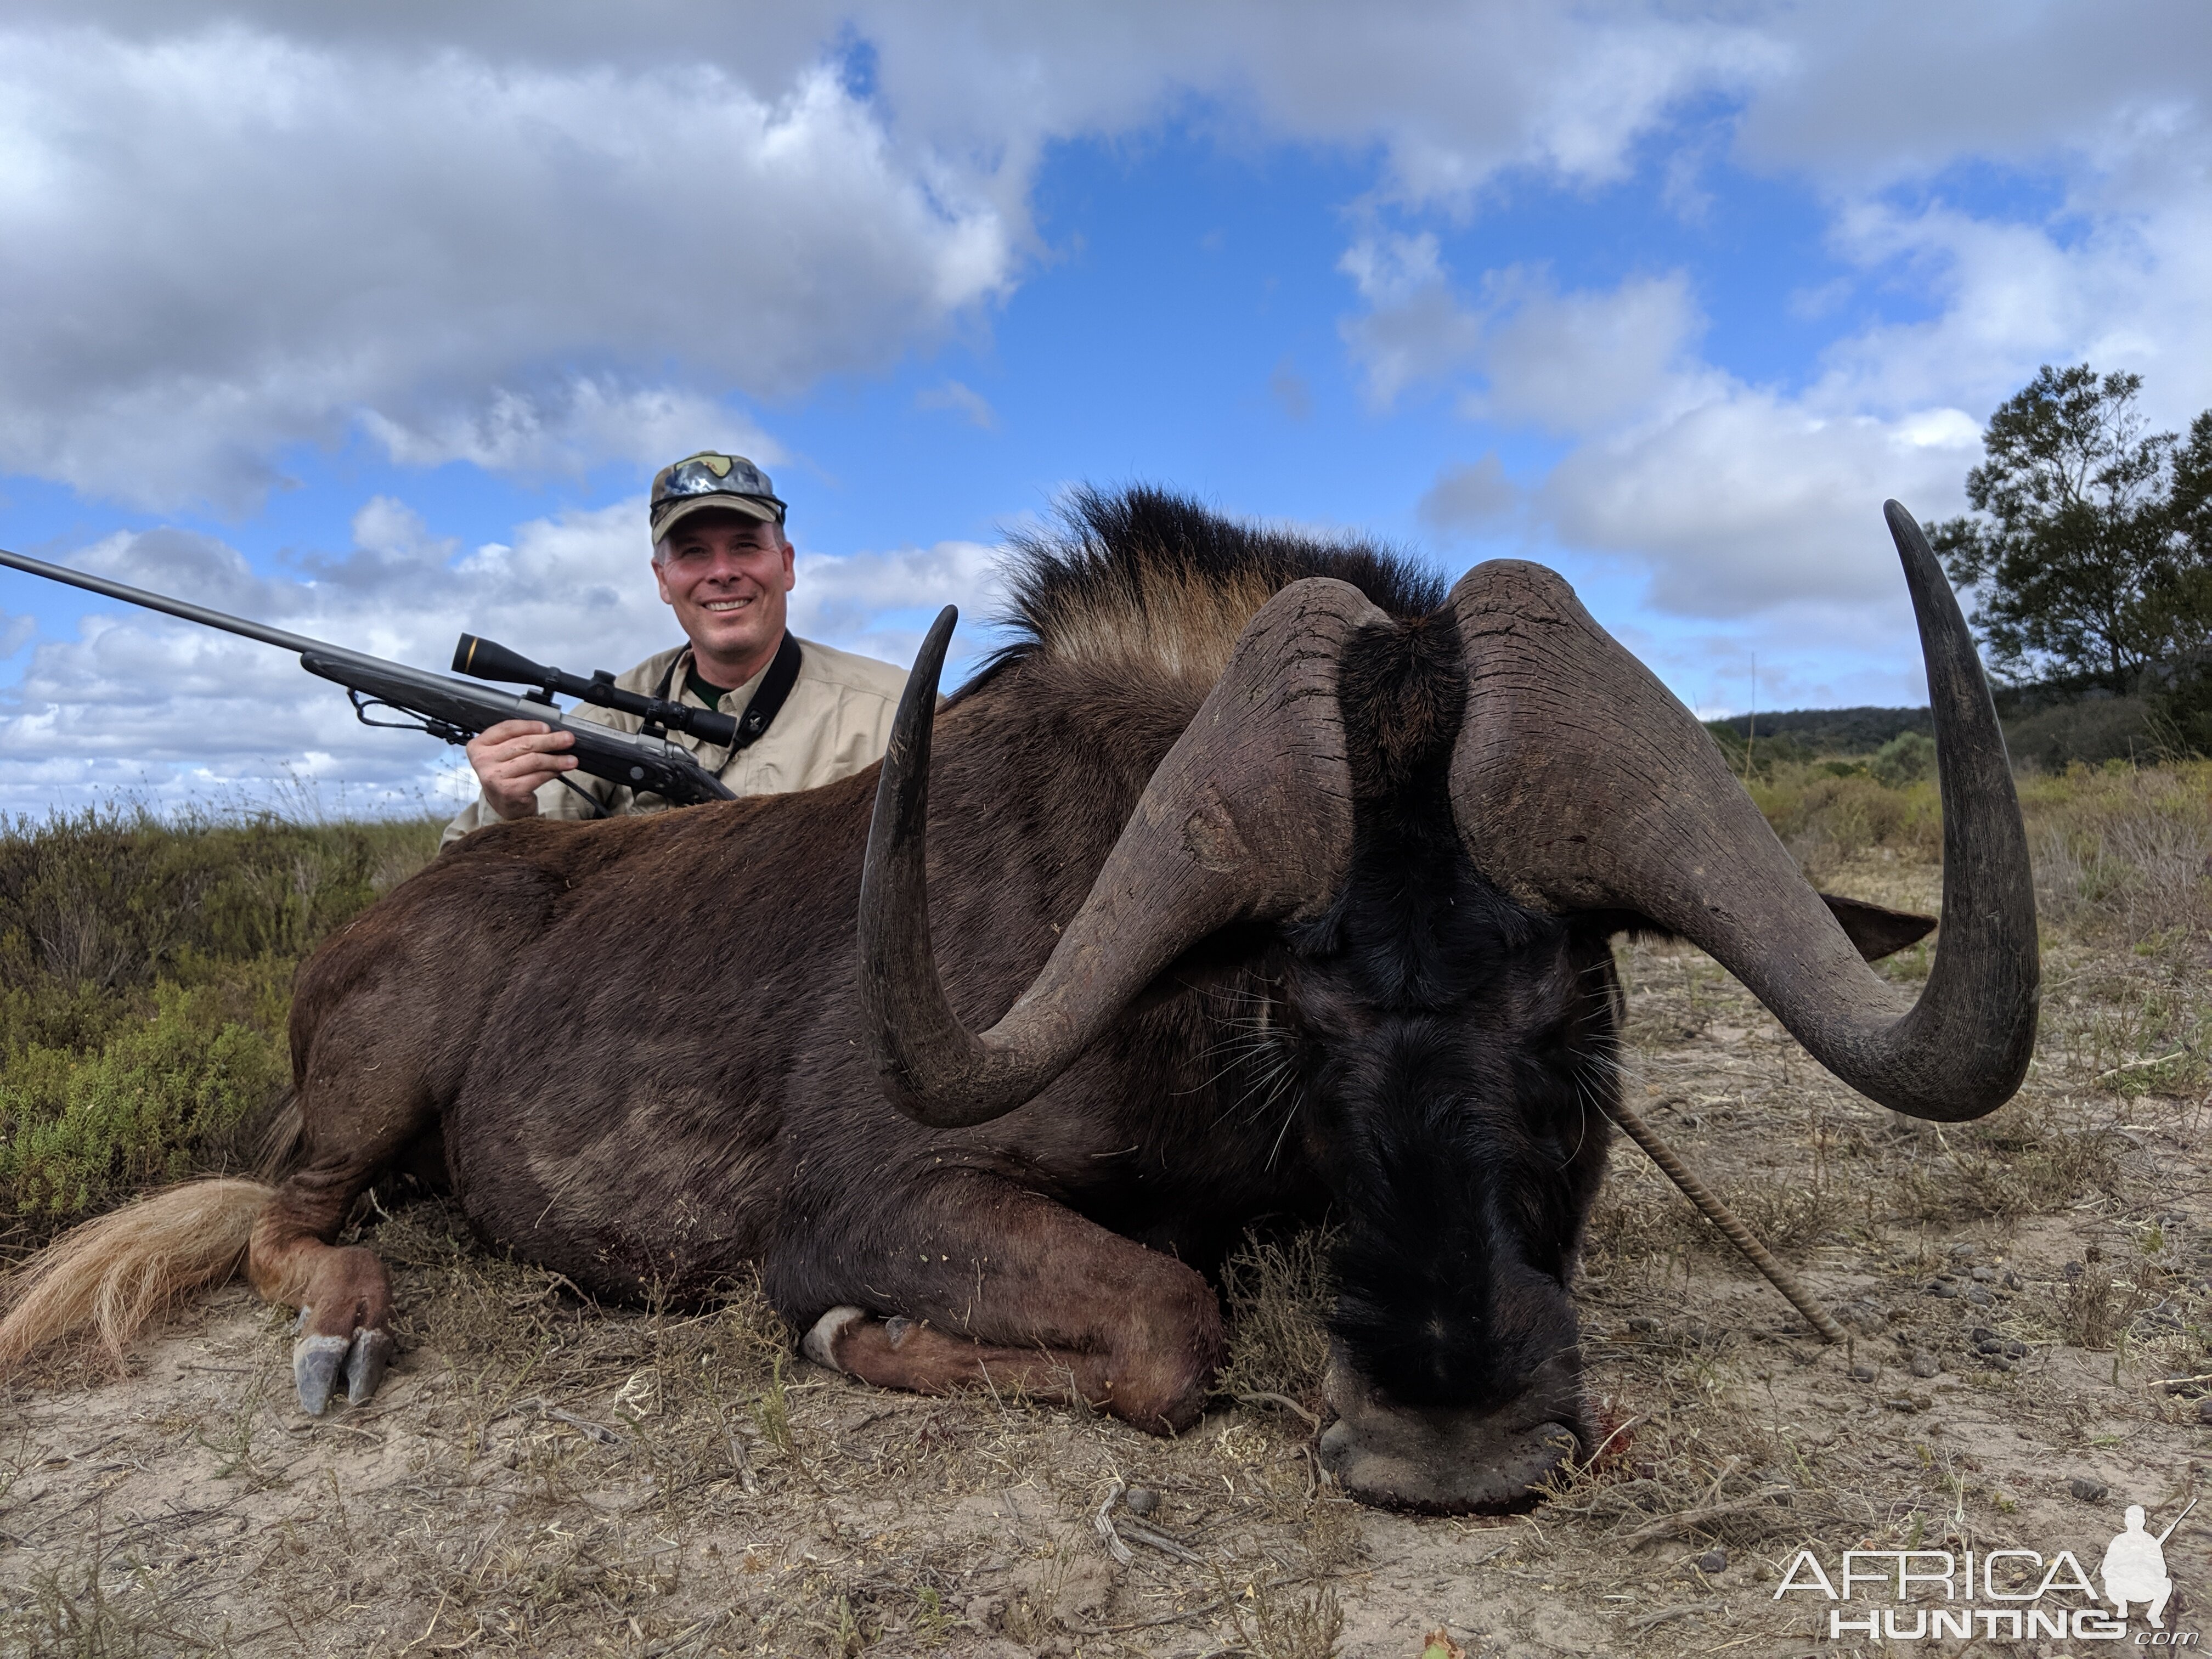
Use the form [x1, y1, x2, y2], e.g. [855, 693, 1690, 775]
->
[2101, 1504, 2177, 1629]
[442, 452, 909, 846]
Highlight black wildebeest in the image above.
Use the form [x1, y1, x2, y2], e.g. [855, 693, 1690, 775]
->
[0, 488, 2035, 1513]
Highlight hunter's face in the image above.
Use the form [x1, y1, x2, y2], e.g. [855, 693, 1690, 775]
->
[653, 510, 795, 682]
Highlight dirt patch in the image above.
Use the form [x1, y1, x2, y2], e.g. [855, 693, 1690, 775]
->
[8, 855, 2212, 1658]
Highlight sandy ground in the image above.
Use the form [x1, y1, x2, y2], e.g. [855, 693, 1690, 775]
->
[6, 854, 2210, 1658]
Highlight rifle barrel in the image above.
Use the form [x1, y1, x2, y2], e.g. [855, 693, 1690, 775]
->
[3, 542, 739, 806]
[2155, 1496, 2197, 1546]
[0, 545, 341, 657]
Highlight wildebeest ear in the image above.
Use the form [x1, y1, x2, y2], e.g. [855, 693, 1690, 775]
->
[1820, 894, 1936, 961]
[1594, 897, 1933, 963]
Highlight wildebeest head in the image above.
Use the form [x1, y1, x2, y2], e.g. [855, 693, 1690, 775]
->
[856, 500, 2038, 1511]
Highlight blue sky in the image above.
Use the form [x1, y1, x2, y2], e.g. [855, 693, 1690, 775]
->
[2, 3, 2209, 812]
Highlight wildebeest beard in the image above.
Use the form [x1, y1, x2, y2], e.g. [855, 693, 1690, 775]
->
[1277, 610, 1606, 1438]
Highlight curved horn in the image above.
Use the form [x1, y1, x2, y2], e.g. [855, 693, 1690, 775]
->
[860, 579, 1386, 1127]
[1448, 502, 2037, 1122]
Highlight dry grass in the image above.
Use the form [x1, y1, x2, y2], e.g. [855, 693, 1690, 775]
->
[1215, 1226, 1336, 1408]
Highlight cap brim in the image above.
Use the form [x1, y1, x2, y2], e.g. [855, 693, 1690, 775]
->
[652, 494, 783, 543]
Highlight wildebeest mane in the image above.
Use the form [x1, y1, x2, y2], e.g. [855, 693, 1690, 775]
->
[975, 485, 1446, 689]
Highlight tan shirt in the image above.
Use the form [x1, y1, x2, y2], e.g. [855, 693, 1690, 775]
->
[441, 635, 909, 847]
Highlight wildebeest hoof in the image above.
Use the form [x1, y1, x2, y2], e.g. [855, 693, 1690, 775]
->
[294, 1333, 352, 1415]
[1319, 1353, 1582, 1514]
[294, 1327, 397, 1414]
[345, 1328, 396, 1404]
[802, 1305, 866, 1372]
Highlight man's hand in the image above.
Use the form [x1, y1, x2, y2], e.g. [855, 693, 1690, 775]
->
[466, 719, 579, 820]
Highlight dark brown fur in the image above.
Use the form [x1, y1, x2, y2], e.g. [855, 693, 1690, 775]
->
[250, 492, 1454, 1433]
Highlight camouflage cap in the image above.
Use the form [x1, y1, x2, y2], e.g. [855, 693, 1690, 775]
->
[650, 452, 787, 543]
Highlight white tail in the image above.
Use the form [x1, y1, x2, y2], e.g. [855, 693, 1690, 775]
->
[0, 1178, 274, 1370]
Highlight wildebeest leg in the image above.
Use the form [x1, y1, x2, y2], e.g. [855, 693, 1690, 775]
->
[246, 1019, 439, 1415]
[779, 1175, 1223, 1434]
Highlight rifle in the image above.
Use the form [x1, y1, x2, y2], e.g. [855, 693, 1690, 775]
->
[0, 546, 736, 808]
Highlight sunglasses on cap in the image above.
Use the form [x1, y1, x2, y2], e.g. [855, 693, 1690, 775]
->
[651, 452, 787, 529]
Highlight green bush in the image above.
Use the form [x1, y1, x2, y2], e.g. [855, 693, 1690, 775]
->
[1750, 767, 1943, 862]
[1870, 729, 1936, 787]
[1, 979, 288, 1222]
[0, 807, 440, 1244]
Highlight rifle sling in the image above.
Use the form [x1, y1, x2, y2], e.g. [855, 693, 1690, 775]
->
[652, 630, 804, 755]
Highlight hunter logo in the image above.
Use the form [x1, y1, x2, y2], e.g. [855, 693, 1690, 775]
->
[1774, 1499, 2199, 1644]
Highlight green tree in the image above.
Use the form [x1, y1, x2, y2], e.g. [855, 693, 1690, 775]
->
[2168, 409, 2212, 654]
[2143, 410, 2212, 752]
[1931, 364, 2183, 691]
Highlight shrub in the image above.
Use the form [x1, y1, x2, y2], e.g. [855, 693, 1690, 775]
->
[1, 978, 290, 1223]
[0, 808, 439, 1243]
[1750, 766, 1943, 879]
[2021, 759, 2212, 944]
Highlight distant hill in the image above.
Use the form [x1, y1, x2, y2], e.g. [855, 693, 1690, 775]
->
[1703, 707, 1932, 756]
[1702, 694, 2163, 771]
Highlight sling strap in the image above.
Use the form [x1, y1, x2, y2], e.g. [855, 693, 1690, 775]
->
[652, 630, 804, 753]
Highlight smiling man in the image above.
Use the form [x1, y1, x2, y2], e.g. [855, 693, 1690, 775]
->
[441, 452, 909, 846]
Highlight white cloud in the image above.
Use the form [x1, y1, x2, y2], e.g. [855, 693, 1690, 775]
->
[1340, 256, 1707, 428]
[1418, 454, 1517, 537]
[1728, 1, 2212, 190]
[0, 26, 1012, 511]
[1342, 249, 1997, 614]
[0, 498, 1008, 812]
[914, 380, 998, 431]
[791, 540, 1007, 674]
[0, 4, 1786, 511]
[1468, 269, 1708, 433]
[1538, 388, 1979, 616]
[359, 383, 781, 478]
[1336, 234, 1482, 407]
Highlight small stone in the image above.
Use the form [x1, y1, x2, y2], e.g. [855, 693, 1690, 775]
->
[1909, 1351, 1941, 1379]
[2069, 1476, 2109, 1503]
[1627, 1316, 1660, 1334]
[2003, 1269, 2023, 1290]
[1971, 1266, 1996, 1282]
[2197, 1397, 2212, 1425]
[1949, 1243, 1977, 1263]
[1926, 1278, 1961, 1299]
[1970, 1326, 1996, 1344]
[1850, 1363, 1877, 1382]
[2064, 1260, 2085, 1279]
[1697, 1548, 1729, 1574]
[1966, 1287, 1993, 1306]
[1124, 1486, 1159, 1517]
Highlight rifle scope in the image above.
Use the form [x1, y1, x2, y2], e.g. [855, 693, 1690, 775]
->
[453, 634, 741, 748]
